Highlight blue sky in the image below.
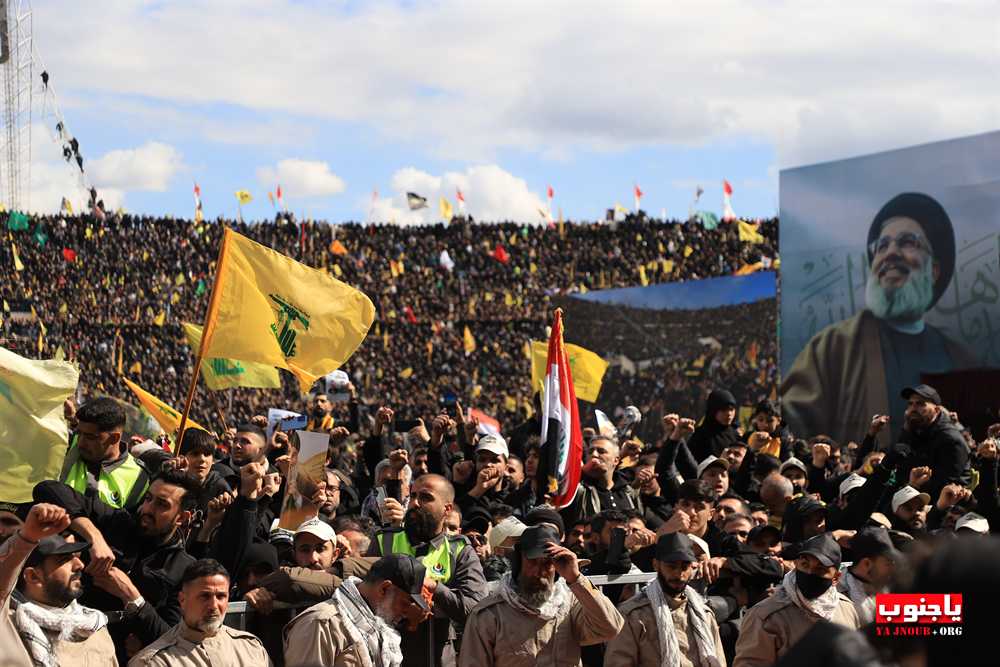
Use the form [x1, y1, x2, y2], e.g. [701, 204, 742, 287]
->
[24, 1, 999, 224]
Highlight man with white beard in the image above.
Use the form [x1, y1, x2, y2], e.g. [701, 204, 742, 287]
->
[782, 192, 975, 444]
[128, 559, 270, 666]
[284, 554, 432, 667]
[458, 525, 623, 667]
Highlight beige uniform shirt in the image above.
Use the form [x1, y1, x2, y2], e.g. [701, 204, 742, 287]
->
[0, 533, 116, 667]
[458, 576, 624, 667]
[733, 590, 860, 667]
[283, 599, 373, 667]
[604, 590, 727, 667]
[127, 622, 271, 667]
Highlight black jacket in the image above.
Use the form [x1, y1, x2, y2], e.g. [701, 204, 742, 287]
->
[33, 480, 195, 662]
[898, 411, 971, 500]
[686, 390, 742, 462]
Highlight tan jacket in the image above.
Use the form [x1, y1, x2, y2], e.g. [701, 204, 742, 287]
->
[283, 599, 374, 667]
[604, 590, 727, 667]
[732, 590, 860, 667]
[127, 622, 271, 667]
[0, 533, 116, 667]
[458, 576, 624, 667]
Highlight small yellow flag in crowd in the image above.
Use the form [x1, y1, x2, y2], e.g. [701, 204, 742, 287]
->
[182, 322, 281, 391]
[123, 378, 208, 435]
[463, 326, 476, 355]
[197, 228, 375, 393]
[0, 346, 80, 501]
[529, 340, 609, 403]
[440, 197, 453, 222]
[738, 220, 765, 244]
[235, 190, 253, 205]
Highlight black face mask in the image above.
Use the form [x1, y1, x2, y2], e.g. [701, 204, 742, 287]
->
[796, 571, 833, 599]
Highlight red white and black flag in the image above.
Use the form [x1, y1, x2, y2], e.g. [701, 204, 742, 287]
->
[538, 309, 583, 508]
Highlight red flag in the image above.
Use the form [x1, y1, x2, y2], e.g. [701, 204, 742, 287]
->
[456, 188, 465, 203]
[547, 185, 554, 199]
[404, 305, 417, 324]
[62, 247, 77, 262]
[538, 309, 583, 508]
[492, 243, 510, 264]
[276, 185, 284, 209]
[634, 184, 643, 199]
[193, 183, 201, 198]
[723, 179, 733, 196]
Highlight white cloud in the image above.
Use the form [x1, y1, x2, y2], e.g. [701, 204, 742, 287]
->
[88, 141, 185, 192]
[371, 165, 547, 224]
[256, 159, 346, 198]
[28, 1, 1000, 168]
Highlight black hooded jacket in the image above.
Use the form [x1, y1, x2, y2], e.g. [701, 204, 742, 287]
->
[687, 389, 742, 462]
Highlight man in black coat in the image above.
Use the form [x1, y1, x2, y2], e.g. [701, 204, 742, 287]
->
[897, 384, 970, 500]
[33, 469, 200, 665]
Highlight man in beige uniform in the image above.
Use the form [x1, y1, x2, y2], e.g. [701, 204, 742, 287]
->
[128, 558, 270, 666]
[734, 533, 860, 666]
[0, 503, 116, 667]
[458, 525, 624, 667]
[605, 532, 726, 667]
[284, 554, 432, 667]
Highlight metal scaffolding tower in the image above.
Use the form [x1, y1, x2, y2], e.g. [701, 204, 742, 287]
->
[0, 0, 33, 212]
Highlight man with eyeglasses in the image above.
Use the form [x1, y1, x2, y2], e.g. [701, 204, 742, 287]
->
[783, 192, 975, 445]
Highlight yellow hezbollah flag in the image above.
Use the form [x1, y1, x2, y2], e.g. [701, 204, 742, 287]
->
[153, 311, 166, 327]
[439, 197, 453, 222]
[463, 326, 476, 355]
[123, 378, 208, 435]
[11, 239, 23, 271]
[0, 346, 80, 501]
[738, 220, 764, 244]
[198, 228, 375, 393]
[530, 340, 609, 402]
[182, 322, 281, 391]
[235, 190, 253, 205]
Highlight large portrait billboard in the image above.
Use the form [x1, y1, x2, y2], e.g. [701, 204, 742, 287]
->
[780, 131, 1000, 444]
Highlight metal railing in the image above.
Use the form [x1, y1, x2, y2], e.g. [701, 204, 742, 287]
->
[223, 572, 657, 630]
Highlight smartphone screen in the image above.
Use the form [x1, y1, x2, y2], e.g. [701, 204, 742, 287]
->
[384, 479, 402, 502]
[607, 526, 627, 564]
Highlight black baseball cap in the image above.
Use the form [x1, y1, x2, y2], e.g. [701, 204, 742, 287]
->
[724, 553, 785, 585]
[850, 526, 902, 562]
[519, 525, 561, 559]
[798, 533, 842, 568]
[654, 532, 697, 563]
[25, 534, 90, 568]
[901, 384, 942, 405]
[369, 554, 429, 610]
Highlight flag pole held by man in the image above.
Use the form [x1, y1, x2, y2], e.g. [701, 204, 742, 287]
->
[177, 227, 376, 440]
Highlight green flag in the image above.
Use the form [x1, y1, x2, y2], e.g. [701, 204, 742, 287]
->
[0, 345, 80, 501]
[195, 279, 207, 297]
[6, 211, 29, 231]
[32, 225, 48, 246]
[182, 322, 281, 390]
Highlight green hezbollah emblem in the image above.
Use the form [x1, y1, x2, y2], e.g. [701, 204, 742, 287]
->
[268, 294, 311, 358]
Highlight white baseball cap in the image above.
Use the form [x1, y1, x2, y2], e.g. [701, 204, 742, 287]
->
[476, 433, 509, 459]
[697, 456, 729, 479]
[839, 473, 867, 497]
[780, 457, 808, 476]
[955, 512, 989, 534]
[295, 517, 336, 543]
[891, 486, 931, 514]
[487, 516, 526, 552]
[687, 533, 710, 559]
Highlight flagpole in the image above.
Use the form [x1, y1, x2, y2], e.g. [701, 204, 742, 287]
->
[177, 228, 231, 450]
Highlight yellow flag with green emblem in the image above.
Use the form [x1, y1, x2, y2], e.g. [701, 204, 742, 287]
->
[529, 340, 609, 402]
[182, 322, 281, 390]
[0, 346, 79, 501]
[123, 378, 208, 435]
[198, 228, 375, 393]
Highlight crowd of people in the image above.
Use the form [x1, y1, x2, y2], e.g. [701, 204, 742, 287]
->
[1, 378, 996, 667]
[1, 211, 779, 429]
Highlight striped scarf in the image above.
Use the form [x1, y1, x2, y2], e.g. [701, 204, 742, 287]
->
[14, 599, 108, 667]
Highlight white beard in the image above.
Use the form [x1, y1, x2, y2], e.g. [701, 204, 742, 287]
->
[195, 615, 224, 635]
[865, 258, 935, 323]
